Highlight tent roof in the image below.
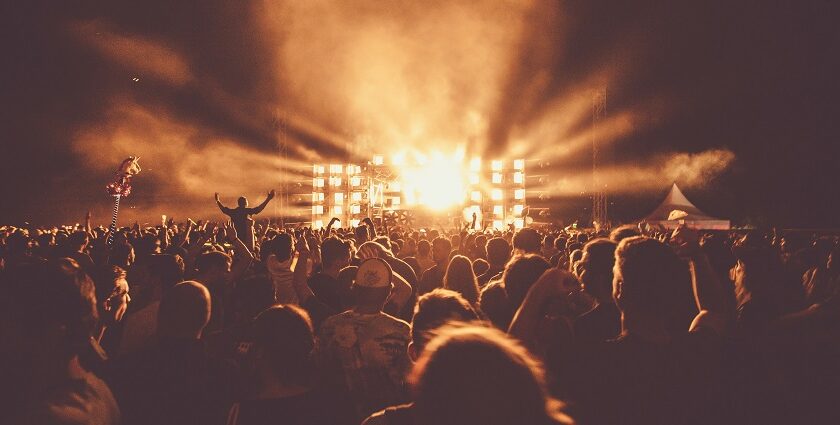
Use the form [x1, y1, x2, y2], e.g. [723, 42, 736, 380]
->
[645, 183, 722, 221]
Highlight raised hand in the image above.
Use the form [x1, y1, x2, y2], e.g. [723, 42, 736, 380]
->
[295, 235, 310, 255]
[670, 225, 701, 258]
[531, 268, 582, 300]
[268, 189, 276, 198]
[225, 221, 239, 242]
[215, 192, 220, 202]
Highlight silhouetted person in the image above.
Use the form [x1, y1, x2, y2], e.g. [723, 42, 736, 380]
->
[225, 305, 355, 425]
[318, 258, 412, 420]
[215, 190, 275, 251]
[108, 280, 235, 425]
[573, 238, 621, 342]
[0, 259, 120, 424]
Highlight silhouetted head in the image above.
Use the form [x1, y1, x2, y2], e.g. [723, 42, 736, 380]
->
[410, 325, 573, 425]
[613, 236, 684, 321]
[238, 196, 248, 208]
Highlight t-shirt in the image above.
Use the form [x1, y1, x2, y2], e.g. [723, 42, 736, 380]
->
[118, 300, 159, 356]
[227, 388, 355, 425]
[318, 311, 411, 418]
[266, 255, 297, 304]
[108, 339, 236, 425]
[16, 369, 121, 425]
[574, 302, 621, 342]
[308, 272, 347, 312]
[477, 266, 504, 288]
[560, 329, 725, 425]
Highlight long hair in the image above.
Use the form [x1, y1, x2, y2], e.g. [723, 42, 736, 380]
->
[444, 255, 480, 304]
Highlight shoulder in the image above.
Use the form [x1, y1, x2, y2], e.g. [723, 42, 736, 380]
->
[364, 403, 415, 425]
[481, 280, 506, 298]
[320, 311, 352, 328]
[362, 410, 389, 425]
[380, 313, 411, 331]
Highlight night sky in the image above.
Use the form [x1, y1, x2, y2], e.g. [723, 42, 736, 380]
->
[2, 0, 838, 227]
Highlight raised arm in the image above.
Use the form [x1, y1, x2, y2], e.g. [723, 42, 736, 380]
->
[291, 236, 316, 304]
[322, 217, 340, 238]
[672, 226, 732, 335]
[386, 269, 412, 313]
[508, 268, 580, 350]
[224, 222, 255, 281]
[215, 193, 232, 215]
[363, 217, 377, 238]
[248, 190, 275, 215]
[185, 223, 217, 273]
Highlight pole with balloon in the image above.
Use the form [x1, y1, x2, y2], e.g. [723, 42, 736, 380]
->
[105, 157, 141, 246]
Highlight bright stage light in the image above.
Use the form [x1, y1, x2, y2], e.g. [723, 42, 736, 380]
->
[493, 205, 503, 216]
[470, 158, 482, 172]
[350, 219, 360, 227]
[492, 172, 502, 184]
[469, 173, 479, 185]
[330, 164, 343, 174]
[471, 191, 482, 202]
[491, 189, 503, 201]
[350, 204, 361, 214]
[313, 178, 325, 188]
[493, 219, 504, 230]
[514, 189, 525, 200]
[514, 159, 525, 170]
[312, 205, 323, 215]
[350, 176, 361, 187]
[373, 155, 384, 165]
[491, 160, 503, 171]
[351, 192, 362, 201]
[513, 172, 524, 184]
[334, 193, 344, 203]
[333, 206, 342, 215]
[514, 218, 524, 229]
[401, 151, 467, 210]
[513, 204, 524, 216]
[312, 192, 324, 202]
[313, 165, 325, 175]
[314, 220, 324, 229]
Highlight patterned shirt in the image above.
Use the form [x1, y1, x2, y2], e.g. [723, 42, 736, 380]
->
[318, 311, 411, 417]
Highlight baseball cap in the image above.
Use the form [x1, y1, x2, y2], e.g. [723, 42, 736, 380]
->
[354, 258, 393, 288]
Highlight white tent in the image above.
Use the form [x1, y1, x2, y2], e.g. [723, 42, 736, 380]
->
[643, 183, 730, 230]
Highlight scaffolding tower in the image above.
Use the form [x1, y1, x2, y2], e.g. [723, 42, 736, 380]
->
[592, 88, 608, 230]
[275, 111, 289, 227]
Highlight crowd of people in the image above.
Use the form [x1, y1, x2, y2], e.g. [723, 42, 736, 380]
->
[1, 196, 839, 424]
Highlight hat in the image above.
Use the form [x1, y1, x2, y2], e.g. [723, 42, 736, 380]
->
[354, 258, 393, 288]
